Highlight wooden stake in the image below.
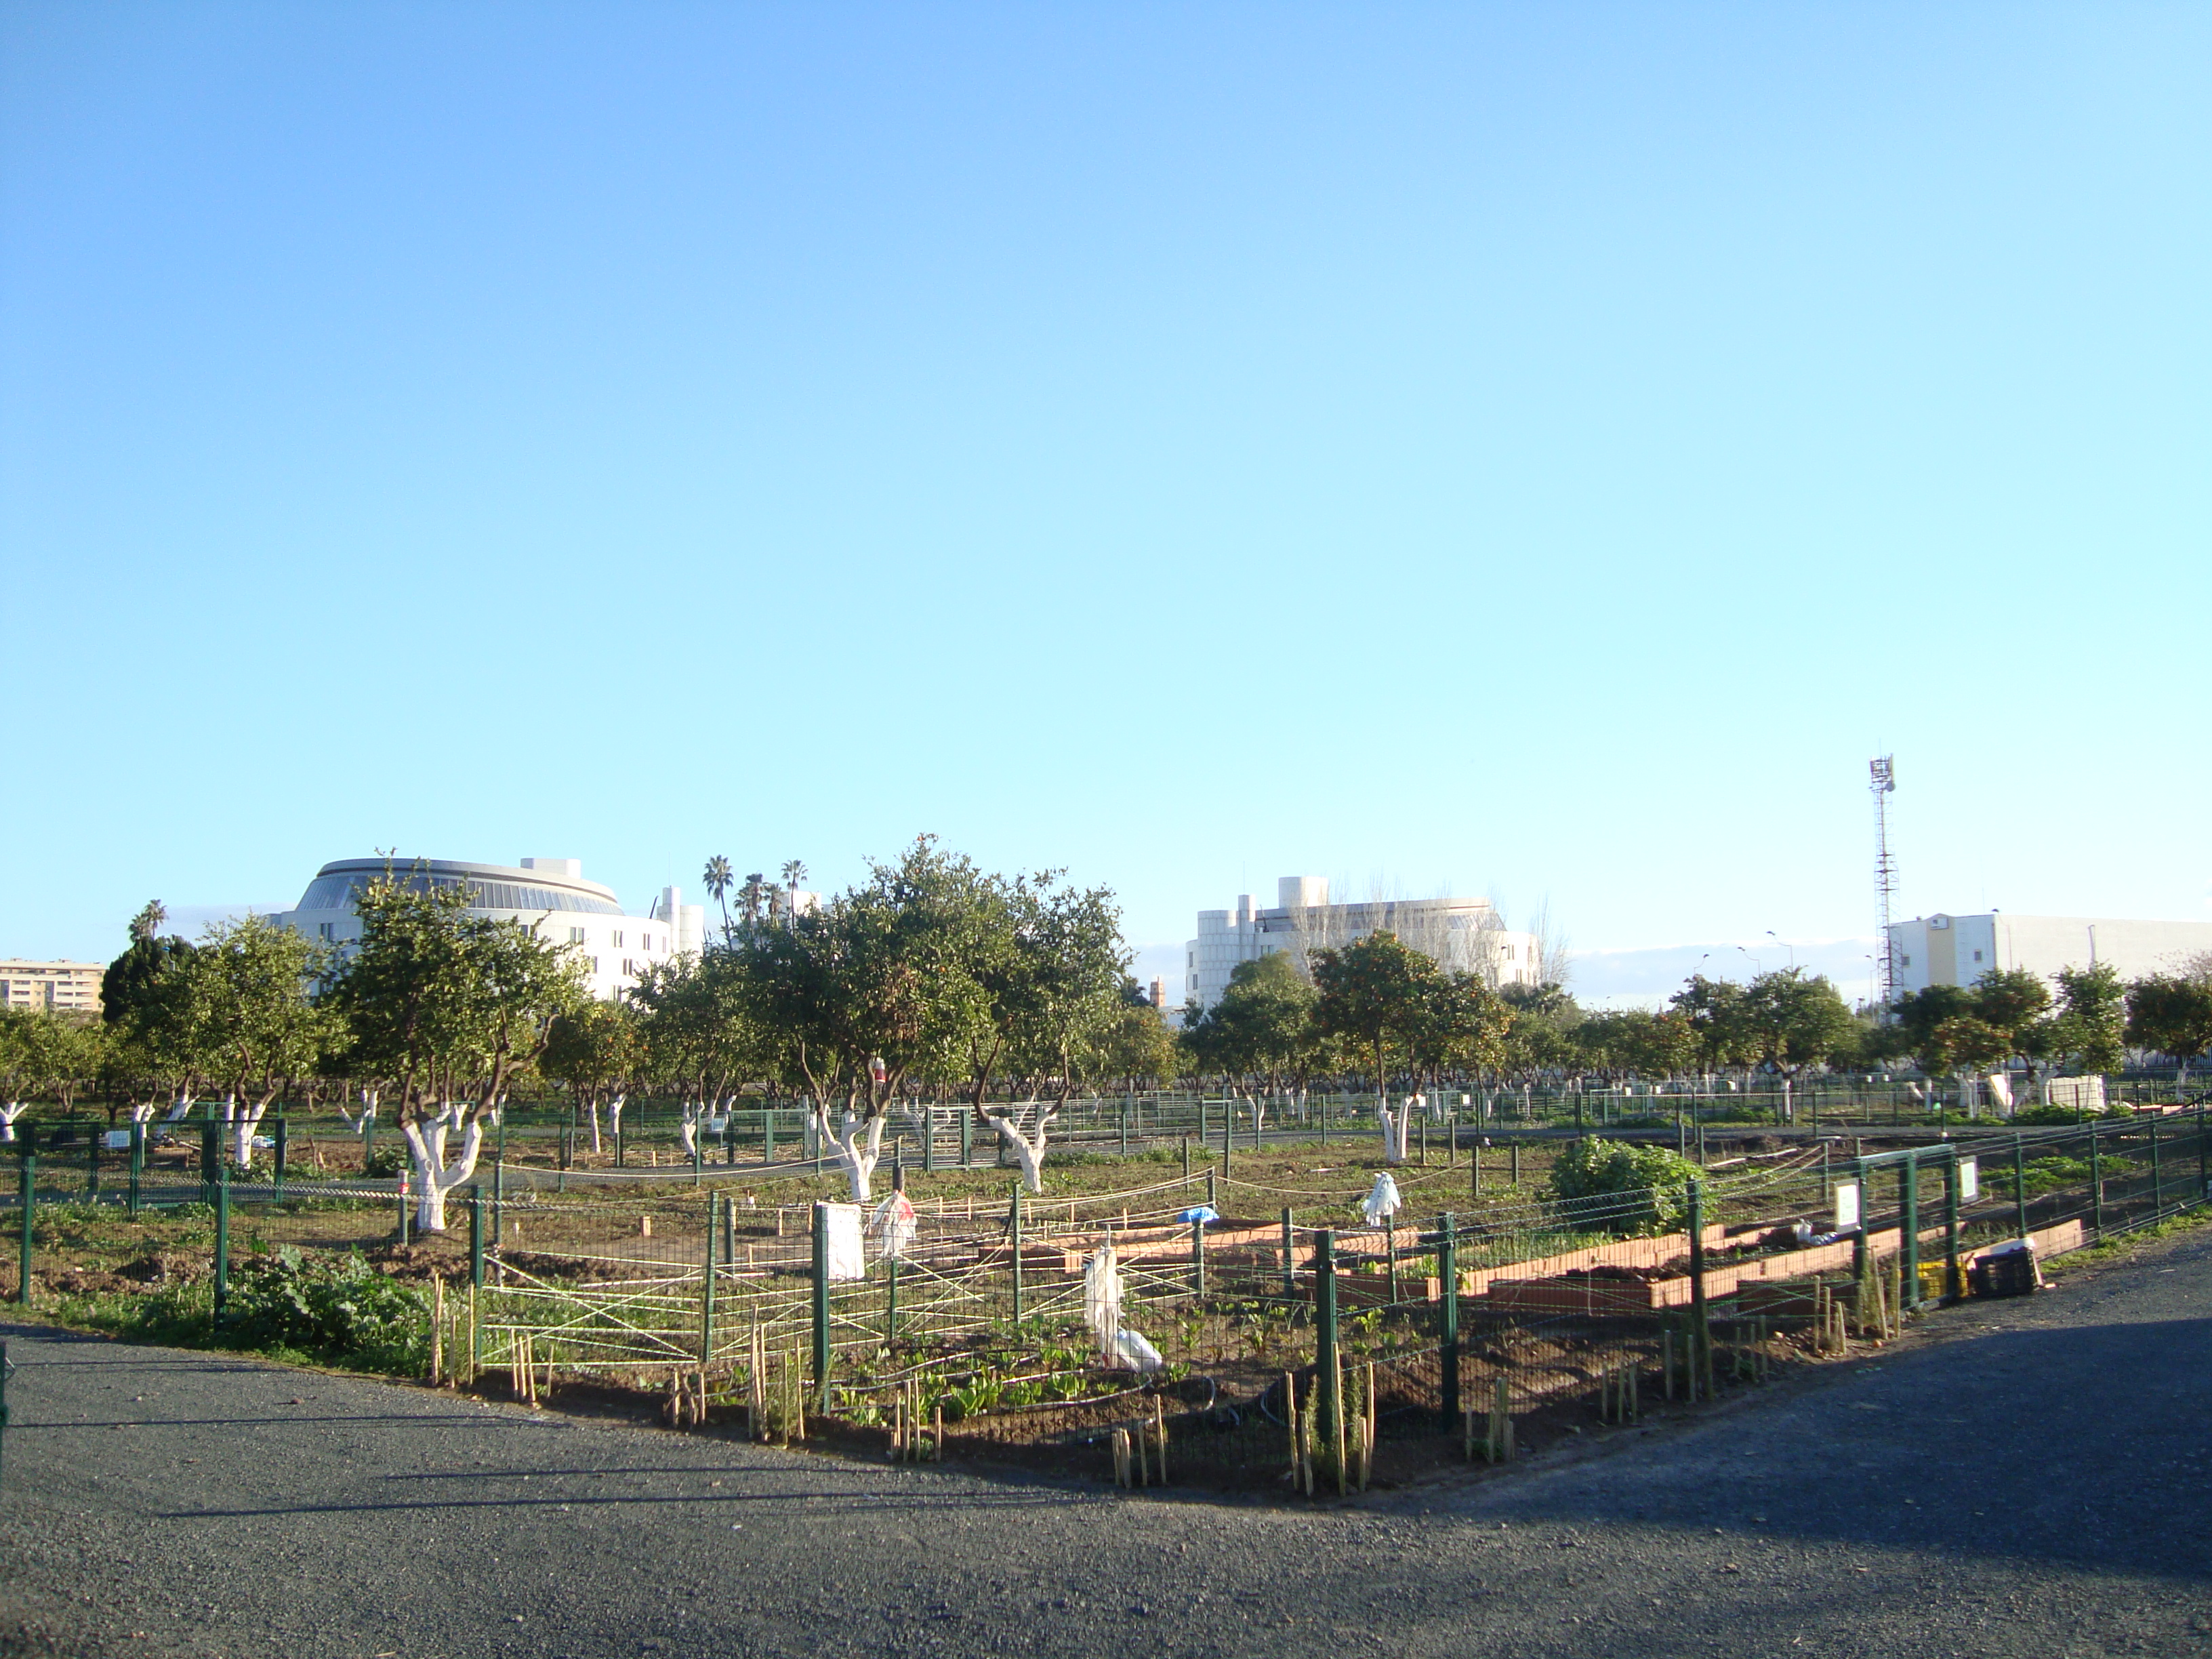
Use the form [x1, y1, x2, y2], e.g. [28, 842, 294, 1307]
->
[1284, 1372, 1300, 1482]
[933, 1404, 943, 1463]
[430, 1276, 445, 1386]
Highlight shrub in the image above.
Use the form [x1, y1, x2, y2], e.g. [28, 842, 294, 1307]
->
[1546, 1137, 1706, 1235]
[220, 1248, 429, 1373]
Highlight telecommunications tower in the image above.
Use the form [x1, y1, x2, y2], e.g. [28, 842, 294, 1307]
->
[1869, 756, 1898, 1009]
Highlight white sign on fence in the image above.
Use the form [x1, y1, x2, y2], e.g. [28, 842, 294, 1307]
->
[1959, 1158, 1979, 1201]
[1834, 1181, 1861, 1229]
[104, 1130, 133, 1150]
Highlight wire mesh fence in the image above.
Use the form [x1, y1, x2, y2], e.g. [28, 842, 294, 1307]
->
[7, 1103, 2207, 1489]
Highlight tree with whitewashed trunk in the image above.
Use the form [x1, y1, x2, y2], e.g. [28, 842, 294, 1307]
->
[543, 1000, 640, 1156]
[630, 951, 766, 1160]
[983, 1102, 1058, 1193]
[330, 866, 585, 1231]
[736, 838, 1001, 1204]
[162, 916, 335, 1169]
[1311, 931, 1442, 1166]
[968, 872, 1126, 1195]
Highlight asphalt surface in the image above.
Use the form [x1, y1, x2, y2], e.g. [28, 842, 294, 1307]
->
[3, 1226, 2209, 1659]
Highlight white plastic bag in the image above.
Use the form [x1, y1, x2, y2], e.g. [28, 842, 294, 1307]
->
[867, 1190, 918, 1261]
[1362, 1172, 1403, 1227]
[1113, 1328, 1164, 1372]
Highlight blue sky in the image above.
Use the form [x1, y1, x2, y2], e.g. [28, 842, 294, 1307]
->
[4, 3, 2208, 1002]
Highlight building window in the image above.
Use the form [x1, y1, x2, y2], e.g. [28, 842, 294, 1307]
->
[318, 922, 333, 940]
[569, 927, 586, 944]
[613, 930, 624, 948]
[1901, 954, 1911, 967]
[1972, 949, 1984, 963]
[590, 956, 600, 975]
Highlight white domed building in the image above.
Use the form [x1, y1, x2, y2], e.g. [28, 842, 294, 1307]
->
[274, 856, 704, 1002]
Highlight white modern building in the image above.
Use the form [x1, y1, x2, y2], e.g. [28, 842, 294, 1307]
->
[1885, 912, 2212, 996]
[274, 857, 705, 1002]
[1185, 876, 1541, 1010]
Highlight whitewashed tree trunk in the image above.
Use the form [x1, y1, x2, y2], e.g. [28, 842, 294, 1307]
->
[815, 1109, 887, 1203]
[0, 1102, 22, 1143]
[403, 1104, 485, 1232]
[164, 1091, 197, 1124]
[607, 1094, 626, 1149]
[676, 1100, 703, 1158]
[988, 1106, 1058, 1195]
[587, 1097, 603, 1153]
[228, 1095, 275, 1168]
[337, 1090, 375, 1132]
[128, 1101, 159, 1126]
[1377, 1101, 1410, 1165]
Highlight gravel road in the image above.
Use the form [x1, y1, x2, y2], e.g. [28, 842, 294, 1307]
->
[4, 1225, 2208, 1659]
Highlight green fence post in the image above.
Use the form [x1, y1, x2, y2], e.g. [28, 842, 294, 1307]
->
[1207, 1167, 1217, 1210]
[491, 1147, 504, 1248]
[0, 1336, 9, 1483]
[213, 1161, 230, 1322]
[87, 1122, 99, 1199]
[1898, 1152, 1921, 1307]
[273, 1116, 287, 1202]
[811, 1202, 830, 1412]
[1942, 1153, 1961, 1300]
[693, 1116, 703, 1184]
[363, 1113, 375, 1178]
[2090, 1122, 2104, 1236]
[16, 1156, 33, 1307]
[1281, 1206, 1295, 1297]
[398, 1163, 411, 1249]
[959, 1109, 971, 1169]
[1200, 1098, 1209, 1145]
[615, 1109, 625, 1169]
[469, 1187, 485, 1288]
[2198, 1103, 2209, 1206]
[1849, 1157, 1868, 1290]
[1314, 1229, 1339, 1441]
[1511, 1143, 1521, 1187]
[2149, 1115, 2163, 1216]
[1439, 1212, 1460, 1430]
[1471, 1137, 1481, 1198]
[1010, 1185, 1025, 1325]
[922, 1106, 935, 1174]
[2012, 1132, 2028, 1240]
[1222, 1102, 1233, 1176]
[702, 1191, 718, 1373]
[1687, 1178, 1710, 1399]
[1191, 1215, 1206, 1298]
[199, 1122, 218, 1207]
[128, 1122, 144, 1217]
[764, 1105, 777, 1166]
[1120, 1099, 1129, 1158]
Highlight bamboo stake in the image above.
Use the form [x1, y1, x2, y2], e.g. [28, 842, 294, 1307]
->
[1284, 1372, 1300, 1482]
[1154, 1395, 1168, 1485]
[1333, 1343, 1347, 1496]
[933, 1403, 943, 1463]
[430, 1275, 445, 1385]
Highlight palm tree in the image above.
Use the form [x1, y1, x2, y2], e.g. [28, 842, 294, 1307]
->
[781, 860, 808, 924]
[701, 856, 734, 941]
[129, 901, 167, 944]
[741, 874, 765, 926]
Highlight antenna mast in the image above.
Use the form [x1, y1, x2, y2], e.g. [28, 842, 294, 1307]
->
[1869, 756, 1898, 1009]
